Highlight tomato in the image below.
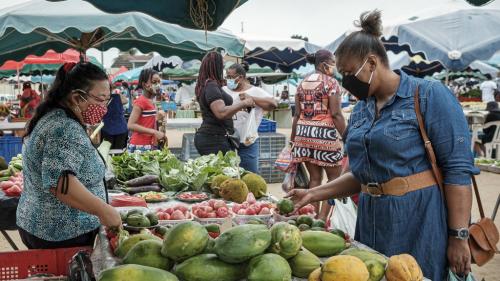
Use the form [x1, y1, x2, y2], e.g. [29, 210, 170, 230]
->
[199, 201, 210, 207]
[246, 193, 256, 204]
[237, 209, 247, 215]
[245, 208, 256, 216]
[206, 212, 217, 218]
[259, 207, 271, 215]
[208, 232, 220, 239]
[196, 209, 207, 218]
[216, 207, 229, 218]
[157, 213, 166, 220]
[171, 210, 186, 220]
[251, 204, 261, 214]
[213, 200, 226, 210]
[164, 208, 174, 215]
[176, 205, 188, 213]
[0, 181, 14, 190]
[242, 202, 250, 209]
[202, 206, 213, 213]
[231, 204, 241, 213]
[5, 185, 22, 197]
[208, 199, 217, 208]
[163, 213, 171, 220]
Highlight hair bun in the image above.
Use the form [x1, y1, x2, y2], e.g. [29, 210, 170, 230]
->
[241, 61, 250, 72]
[355, 10, 383, 37]
[306, 53, 316, 64]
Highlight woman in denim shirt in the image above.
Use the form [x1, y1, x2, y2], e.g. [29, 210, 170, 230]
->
[287, 11, 477, 280]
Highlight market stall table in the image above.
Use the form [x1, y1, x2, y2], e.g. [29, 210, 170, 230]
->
[166, 118, 202, 129]
[0, 191, 20, 250]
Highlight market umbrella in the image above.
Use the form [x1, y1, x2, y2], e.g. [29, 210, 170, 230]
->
[0, 49, 101, 78]
[50, 0, 248, 31]
[239, 34, 321, 73]
[112, 67, 143, 83]
[0, 0, 245, 66]
[382, 8, 500, 71]
[143, 55, 185, 72]
[108, 66, 129, 82]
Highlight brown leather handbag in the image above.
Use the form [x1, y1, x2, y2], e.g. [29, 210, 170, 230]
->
[414, 86, 499, 266]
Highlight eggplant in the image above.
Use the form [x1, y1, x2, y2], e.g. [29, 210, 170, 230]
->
[123, 175, 159, 187]
[121, 184, 162, 194]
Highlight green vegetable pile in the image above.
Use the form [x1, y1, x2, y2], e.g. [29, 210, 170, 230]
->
[112, 149, 243, 192]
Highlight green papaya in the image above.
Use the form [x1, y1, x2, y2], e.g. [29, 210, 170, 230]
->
[126, 214, 150, 227]
[310, 227, 325, 231]
[214, 224, 271, 264]
[123, 240, 174, 271]
[98, 264, 178, 281]
[340, 248, 387, 281]
[364, 259, 386, 281]
[155, 226, 168, 236]
[246, 218, 265, 225]
[268, 222, 302, 259]
[301, 231, 346, 257]
[287, 220, 297, 226]
[296, 215, 313, 227]
[127, 209, 143, 217]
[203, 237, 216, 254]
[114, 234, 161, 258]
[247, 253, 292, 281]
[120, 211, 128, 221]
[329, 228, 345, 238]
[288, 249, 321, 278]
[174, 254, 246, 281]
[298, 224, 310, 231]
[161, 221, 208, 262]
[277, 199, 294, 215]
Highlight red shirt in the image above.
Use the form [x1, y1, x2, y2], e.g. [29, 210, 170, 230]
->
[130, 95, 157, 145]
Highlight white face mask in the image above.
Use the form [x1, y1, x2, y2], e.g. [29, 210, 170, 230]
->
[151, 83, 161, 93]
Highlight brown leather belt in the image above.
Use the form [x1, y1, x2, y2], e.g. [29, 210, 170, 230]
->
[361, 170, 437, 197]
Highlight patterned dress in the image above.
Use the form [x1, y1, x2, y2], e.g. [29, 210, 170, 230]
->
[17, 109, 106, 241]
[292, 72, 343, 167]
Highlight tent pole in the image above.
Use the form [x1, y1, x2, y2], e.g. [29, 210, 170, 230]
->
[445, 69, 449, 85]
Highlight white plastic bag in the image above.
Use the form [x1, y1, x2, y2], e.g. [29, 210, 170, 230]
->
[447, 270, 476, 281]
[240, 109, 258, 146]
[328, 198, 357, 238]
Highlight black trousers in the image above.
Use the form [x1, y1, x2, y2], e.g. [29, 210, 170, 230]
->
[18, 227, 99, 249]
[194, 132, 233, 156]
[101, 131, 128, 150]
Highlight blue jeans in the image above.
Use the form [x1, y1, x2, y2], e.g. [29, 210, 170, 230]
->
[238, 141, 259, 173]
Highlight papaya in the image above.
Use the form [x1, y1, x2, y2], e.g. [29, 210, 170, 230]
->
[119, 211, 128, 221]
[310, 227, 325, 231]
[340, 248, 387, 281]
[98, 264, 178, 281]
[268, 222, 302, 259]
[287, 220, 297, 226]
[330, 228, 345, 238]
[214, 224, 271, 263]
[127, 209, 143, 217]
[301, 231, 346, 257]
[204, 224, 220, 233]
[385, 254, 423, 281]
[123, 240, 173, 270]
[297, 215, 314, 227]
[247, 253, 292, 281]
[155, 226, 169, 236]
[298, 224, 310, 231]
[126, 214, 150, 227]
[203, 237, 216, 254]
[161, 221, 208, 262]
[174, 254, 246, 281]
[288, 249, 321, 278]
[340, 248, 387, 265]
[308, 267, 321, 281]
[114, 234, 161, 258]
[321, 255, 369, 281]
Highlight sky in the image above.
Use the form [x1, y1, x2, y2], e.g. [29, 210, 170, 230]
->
[1, 0, 499, 68]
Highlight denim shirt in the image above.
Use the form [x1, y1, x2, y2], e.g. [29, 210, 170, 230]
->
[17, 109, 106, 241]
[346, 71, 478, 186]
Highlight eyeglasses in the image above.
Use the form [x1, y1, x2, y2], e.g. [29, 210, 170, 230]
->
[74, 89, 111, 105]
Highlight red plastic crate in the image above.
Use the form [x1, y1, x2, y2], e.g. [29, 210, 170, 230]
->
[0, 246, 91, 280]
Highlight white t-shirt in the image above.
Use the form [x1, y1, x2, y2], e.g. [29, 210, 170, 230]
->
[480, 80, 497, 103]
[222, 85, 272, 140]
[175, 85, 195, 106]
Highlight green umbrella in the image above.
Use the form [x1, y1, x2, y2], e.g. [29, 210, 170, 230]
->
[0, 0, 245, 66]
[50, 0, 248, 31]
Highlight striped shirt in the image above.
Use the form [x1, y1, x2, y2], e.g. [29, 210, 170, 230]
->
[130, 94, 157, 146]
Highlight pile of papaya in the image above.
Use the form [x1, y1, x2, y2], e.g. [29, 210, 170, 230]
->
[100, 215, 422, 281]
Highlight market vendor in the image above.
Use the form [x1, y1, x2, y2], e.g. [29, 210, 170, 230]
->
[17, 62, 122, 249]
[19, 82, 41, 119]
[287, 11, 477, 280]
[194, 51, 255, 155]
[127, 69, 167, 152]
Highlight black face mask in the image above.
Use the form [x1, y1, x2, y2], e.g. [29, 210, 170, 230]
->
[341, 58, 373, 101]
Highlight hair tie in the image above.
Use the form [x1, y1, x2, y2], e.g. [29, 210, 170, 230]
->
[63, 62, 77, 73]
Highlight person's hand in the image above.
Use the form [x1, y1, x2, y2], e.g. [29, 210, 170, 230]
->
[154, 131, 166, 140]
[285, 189, 314, 211]
[447, 237, 471, 276]
[239, 93, 255, 107]
[98, 204, 122, 229]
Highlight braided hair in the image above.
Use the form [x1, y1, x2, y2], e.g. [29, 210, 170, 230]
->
[25, 62, 108, 138]
[195, 51, 224, 100]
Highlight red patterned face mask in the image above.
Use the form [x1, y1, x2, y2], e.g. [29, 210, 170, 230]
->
[78, 94, 108, 125]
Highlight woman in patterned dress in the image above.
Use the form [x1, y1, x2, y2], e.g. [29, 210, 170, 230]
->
[291, 49, 346, 221]
[17, 62, 122, 249]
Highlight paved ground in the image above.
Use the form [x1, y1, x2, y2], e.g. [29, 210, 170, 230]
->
[1, 127, 499, 280]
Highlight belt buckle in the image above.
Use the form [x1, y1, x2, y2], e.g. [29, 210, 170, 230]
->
[366, 183, 382, 197]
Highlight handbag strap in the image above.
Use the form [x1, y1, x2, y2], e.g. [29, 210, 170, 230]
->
[413, 85, 485, 219]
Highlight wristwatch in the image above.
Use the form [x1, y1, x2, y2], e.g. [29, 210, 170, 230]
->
[448, 228, 470, 240]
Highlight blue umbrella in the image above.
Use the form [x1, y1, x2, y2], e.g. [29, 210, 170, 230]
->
[384, 9, 500, 71]
[112, 67, 143, 83]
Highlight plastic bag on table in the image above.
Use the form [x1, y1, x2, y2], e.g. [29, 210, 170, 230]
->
[294, 162, 309, 188]
[447, 270, 476, 281]
[275, 144, 294, 172]
[240, 109, 258, 146]
[328, 197, 357, 238]
[281, 163, 297, 193]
